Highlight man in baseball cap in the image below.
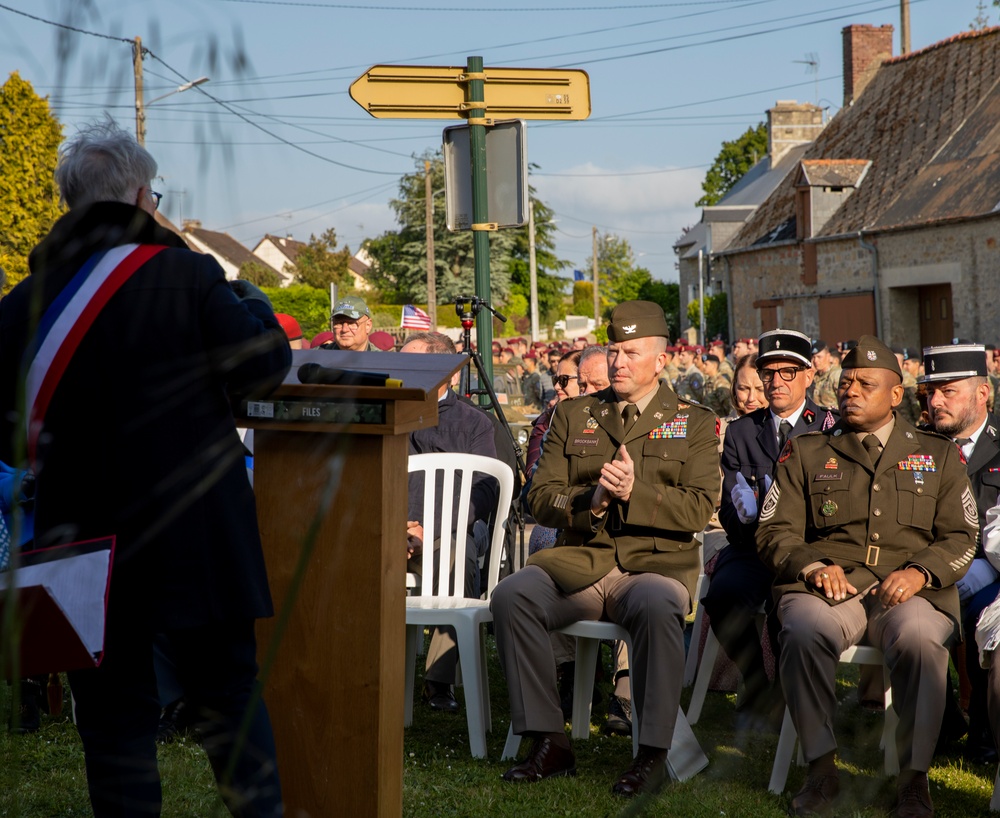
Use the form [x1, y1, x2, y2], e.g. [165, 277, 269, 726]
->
[328, 295, 379, 351]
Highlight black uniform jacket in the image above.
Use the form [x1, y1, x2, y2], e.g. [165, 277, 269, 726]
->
[527, 381, 719, 604]
[756, 414, 978, 628]
[0, 203, 292, 628]
[968, 414, 1000, 545]
[720, 399, 836, 551]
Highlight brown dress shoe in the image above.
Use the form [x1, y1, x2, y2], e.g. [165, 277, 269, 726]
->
[611, 747, 668, 797]
[502, 736, 576, 783]
[790, 772, 840, 816]
[896, 772, 933, 818]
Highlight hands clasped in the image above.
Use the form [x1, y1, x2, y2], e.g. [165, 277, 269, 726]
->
[592, 445, 635, 514]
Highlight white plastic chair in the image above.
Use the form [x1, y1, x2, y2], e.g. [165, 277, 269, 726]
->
[682, 535, 707, 687]
[768, 644, 899, 794]
[404, 452, 514, 759]
[501, 620, 710, 782]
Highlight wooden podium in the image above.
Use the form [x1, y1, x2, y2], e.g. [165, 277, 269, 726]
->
[240, 349, 467, 818]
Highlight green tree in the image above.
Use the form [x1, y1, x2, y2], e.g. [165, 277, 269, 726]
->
[294, 227, 352, 290]
[263, 284, 331, 340]
[239, 260, 281, 288]
[637, 279, 681, 341]
[0, 72, 63, 293]
[365, 152, 563, 308]
[585, 232, 652, 315]
[686, 293, 729, 340]
[696, 122, 768, 207]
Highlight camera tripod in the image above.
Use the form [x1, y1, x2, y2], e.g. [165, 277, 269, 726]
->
[453, 295, 527, 572]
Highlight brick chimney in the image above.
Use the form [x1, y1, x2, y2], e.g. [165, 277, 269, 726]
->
[767, 101, 825, 165]
[842, 24, 894, 106]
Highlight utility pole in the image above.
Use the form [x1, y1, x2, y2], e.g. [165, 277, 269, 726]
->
[424, 160, 437, 330]
[591, 226, 599, 326]
[900, 0, 911, 54]
[697, 249, 706, 346]
[528, 201, 539, 342]
[133, 36, 145, 146]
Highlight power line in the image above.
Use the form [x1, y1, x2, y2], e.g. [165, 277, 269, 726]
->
[0, 2, 133, 44]
[214, 0, 771, 11]
[221, 180, 399, 230]
[534, 163, 708, 178]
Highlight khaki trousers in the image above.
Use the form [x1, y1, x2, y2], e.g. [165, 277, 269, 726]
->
[777, 591, 953, 771]
[491, 564, 688, 749]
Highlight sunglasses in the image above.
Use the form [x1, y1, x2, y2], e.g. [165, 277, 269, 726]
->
[553, 374, 578, 388]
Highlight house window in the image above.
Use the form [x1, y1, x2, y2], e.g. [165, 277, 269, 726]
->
[940, 298, 949, 320]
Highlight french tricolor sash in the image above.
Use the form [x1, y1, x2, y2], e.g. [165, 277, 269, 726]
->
[25, 243, 167, 462]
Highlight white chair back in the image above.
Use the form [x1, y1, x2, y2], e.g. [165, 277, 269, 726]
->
[407, 452, 514, 602]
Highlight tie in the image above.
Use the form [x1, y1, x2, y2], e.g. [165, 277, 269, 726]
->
[863, 434, 882, 466]
[622, 404, 638, 434]
[954, 437, 973, 454]
[777, 419, 792, 451]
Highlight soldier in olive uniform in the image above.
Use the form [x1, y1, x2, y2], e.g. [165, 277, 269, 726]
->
[493, 301, 719, 798]
[809, 339, 841, 411]
[757, 336, 978, 818]
[662, 345, 680, 387]
[674, 345, 705, 403]
[700, 353, 733, 417]
[891, 347, 922, 426]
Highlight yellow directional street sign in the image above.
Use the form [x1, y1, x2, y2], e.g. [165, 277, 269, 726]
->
[349, 64, 590, 120]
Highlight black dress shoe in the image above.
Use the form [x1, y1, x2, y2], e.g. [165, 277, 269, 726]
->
[611, 746, 668, 797]
[502, 735, 576, 783]
[423, 681, 459, 713]
[896, 771, 933, 818]
[790, 772, 840, 816]
[605, 695, 632, 736]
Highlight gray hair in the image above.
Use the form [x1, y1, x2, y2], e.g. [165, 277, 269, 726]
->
[578, 344, 608, 371]
[401, 331, 456, 355]
[55, 118, 157, 208]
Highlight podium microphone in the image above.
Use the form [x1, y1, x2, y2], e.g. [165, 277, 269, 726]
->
[297, 363, 402, 388]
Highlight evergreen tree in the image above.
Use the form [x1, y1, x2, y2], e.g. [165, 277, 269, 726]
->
[293, 227, 353, 290]
[0, 73, 63, 292]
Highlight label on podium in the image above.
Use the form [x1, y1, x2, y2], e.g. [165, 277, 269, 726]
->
[0, 536, 114, 677]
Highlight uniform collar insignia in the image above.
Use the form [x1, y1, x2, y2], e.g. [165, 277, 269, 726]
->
[654, 411, 663, 420]
[601, 408, 609, 417]
[803, 409, 816, 425]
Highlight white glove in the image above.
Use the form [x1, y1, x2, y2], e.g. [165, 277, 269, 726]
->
[956, 557, 999, 604]
[731, 473, 758, 524]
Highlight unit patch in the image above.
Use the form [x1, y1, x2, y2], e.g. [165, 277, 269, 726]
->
[913, 472, 924, 485]
[898, 455, 936, 472]
[585, 417, 599, 431]
[824, 458, 839, 469]
[820, 500, 839, 517]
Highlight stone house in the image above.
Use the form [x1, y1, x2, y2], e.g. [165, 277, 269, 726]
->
[715, 24, 1000, 349]
[674, 100, 825, 342]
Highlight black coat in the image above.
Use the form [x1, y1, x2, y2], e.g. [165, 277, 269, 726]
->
[720, 400, 837, 551]
[0, 203, 291, 628]
[967, 414, 1000, 547]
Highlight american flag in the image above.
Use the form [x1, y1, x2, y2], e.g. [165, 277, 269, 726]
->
[401, 304, 432, 330]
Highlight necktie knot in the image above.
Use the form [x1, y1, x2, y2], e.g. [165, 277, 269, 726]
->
[954, 437, 973, 449]
[863, 434, 881, 466]
[622, 404, 638, 432]
[777, 419, 792, 450]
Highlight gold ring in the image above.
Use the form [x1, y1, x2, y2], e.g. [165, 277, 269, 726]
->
[820, 572, 829, 579]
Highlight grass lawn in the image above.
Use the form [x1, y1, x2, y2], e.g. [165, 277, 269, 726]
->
[1, 633, 997, 817]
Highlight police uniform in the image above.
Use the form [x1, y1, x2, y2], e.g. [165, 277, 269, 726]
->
[757, 337, 978, 794]
[492, 301, 719, 762]
[709, 329, 836, 719]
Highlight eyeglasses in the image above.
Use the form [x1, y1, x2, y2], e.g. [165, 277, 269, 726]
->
[553, 374, 578, 388]
[148, 190, 162, 210]
[758, 366, 806, 383]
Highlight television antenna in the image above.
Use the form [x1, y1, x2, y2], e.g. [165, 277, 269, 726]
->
[793, 53, 820, 105]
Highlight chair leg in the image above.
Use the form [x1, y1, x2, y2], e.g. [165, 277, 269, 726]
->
[882, 663, 899, 775]
[502, 722, 521, 761]
[684, 599, 706, 687]
[687, 626, 721, 725]
[768, 707, 797, 794]
[479, 627, 491, 731]
[404, 624, 419, 728]
[571, 637, 597, 740]
[455, 624, 488, 758]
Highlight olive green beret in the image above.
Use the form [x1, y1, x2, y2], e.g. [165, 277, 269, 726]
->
[841, 335, 902, 378]
[607, 300, 670, 343]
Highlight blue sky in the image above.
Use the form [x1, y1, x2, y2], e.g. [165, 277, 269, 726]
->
[0, 0, 986, 284]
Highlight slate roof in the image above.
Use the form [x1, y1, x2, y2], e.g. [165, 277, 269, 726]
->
[186, 226, 277, 272]
[256, 234, 307, 265]
[798, 159, 871, 188]
[728, 26, 1000, 250]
